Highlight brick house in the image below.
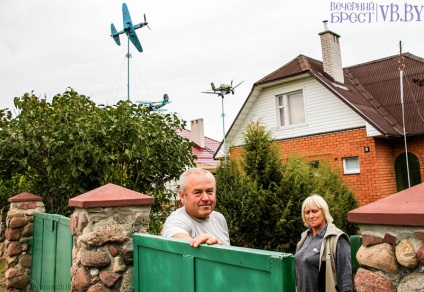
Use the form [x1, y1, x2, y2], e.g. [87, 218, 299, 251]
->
[215, 27, 424, 206]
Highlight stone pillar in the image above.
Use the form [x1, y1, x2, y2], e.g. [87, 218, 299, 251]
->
[68, 183, 154, 292]
[348, 183, 424, 292]
[0, 205, 10, 259]
[4, 192, 45, 291]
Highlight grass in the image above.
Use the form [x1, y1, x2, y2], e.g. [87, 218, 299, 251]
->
[0, 259, 6, 290]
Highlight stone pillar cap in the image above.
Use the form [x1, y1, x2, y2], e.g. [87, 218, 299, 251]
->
[8, 192, 42, 202]
[348, 182, 424, 226]
[68, 183, 155, 208]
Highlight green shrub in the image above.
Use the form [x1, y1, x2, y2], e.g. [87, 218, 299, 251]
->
[0, 89, 196, 234]
[215, 122, 359, 253]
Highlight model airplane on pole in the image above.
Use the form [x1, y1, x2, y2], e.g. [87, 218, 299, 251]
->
[202, 80, 244, 161]
[202, 80, 244, 97]
[110, 3, 150, 101]
[110, 3, 150, 53]
[137, 94, 171, 112]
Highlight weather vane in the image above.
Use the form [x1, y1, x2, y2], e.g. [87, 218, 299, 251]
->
[110, 3, 150, 101]
[202, 80, 244, 161]
[137, 94, 171, 112]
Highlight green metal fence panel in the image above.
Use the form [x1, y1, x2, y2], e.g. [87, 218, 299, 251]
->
[30, 214, 44, 291]
[133, 234, 296, 292]
[350, 235, 362, 274]
[55, 216, 73, 291]
[41, 214, 57, 290]
[30, 212, 73, 292]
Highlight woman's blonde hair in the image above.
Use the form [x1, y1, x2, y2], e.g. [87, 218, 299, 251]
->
[301, 194, 334, 227]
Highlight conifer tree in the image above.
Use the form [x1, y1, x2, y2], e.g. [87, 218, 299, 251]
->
[216, 121, 358, 252]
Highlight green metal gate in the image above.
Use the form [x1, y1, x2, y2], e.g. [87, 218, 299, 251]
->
[31, 212, 73, 292]
[133, 234, 296, 292]
[350, 235, 362, 274]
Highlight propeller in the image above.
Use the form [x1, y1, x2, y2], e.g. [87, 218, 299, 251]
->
[163, 94, 169, 102]
[144, 14, 151, 30]
[232, 80, 244, 90]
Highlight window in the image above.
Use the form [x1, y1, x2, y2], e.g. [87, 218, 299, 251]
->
[343, 157, 360, 174]
[277, 91, 305, 127]
[309, 160, 320, 169]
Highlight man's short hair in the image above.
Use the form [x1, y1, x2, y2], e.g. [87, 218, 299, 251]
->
[179, 168, 215, 195]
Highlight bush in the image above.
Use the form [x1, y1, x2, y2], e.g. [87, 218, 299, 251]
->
[0, 89, 196, 233]
[215, 122, 358, 253]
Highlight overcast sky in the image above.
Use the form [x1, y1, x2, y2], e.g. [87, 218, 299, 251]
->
[1, 0, 423, 141]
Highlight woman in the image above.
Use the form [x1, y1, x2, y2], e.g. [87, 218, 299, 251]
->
[294, 194, 353, 292]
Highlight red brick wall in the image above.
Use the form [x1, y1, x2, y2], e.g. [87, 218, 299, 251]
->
[229, 128, 424, 206]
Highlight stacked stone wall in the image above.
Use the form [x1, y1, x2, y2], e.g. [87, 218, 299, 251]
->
[0, 205, 10, 258]
[70, 206, 151, 292]
[354, 225, 424, 291]
[4, 199, 45, 291]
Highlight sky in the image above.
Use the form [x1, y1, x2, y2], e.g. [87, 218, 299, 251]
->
[1, 0, 423, 141]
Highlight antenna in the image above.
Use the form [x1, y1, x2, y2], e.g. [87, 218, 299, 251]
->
[398, 40, 411, 188]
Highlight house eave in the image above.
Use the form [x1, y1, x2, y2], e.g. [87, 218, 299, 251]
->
[214, 72, 312, 159]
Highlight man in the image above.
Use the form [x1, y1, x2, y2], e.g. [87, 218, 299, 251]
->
[161, 168, 230, 247]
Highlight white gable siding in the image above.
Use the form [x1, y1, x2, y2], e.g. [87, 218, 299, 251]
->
[366, 122, 384, 137]
[228, 76, 367, 148]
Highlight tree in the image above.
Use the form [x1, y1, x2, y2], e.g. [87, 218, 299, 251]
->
[0, 89, 196, 233]
[215, 121, 358, 253]
[241, 121, 283, 191]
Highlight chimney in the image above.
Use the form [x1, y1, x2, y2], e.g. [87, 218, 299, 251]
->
[191, 119, 205, 148]
[318, 20, 344, 84]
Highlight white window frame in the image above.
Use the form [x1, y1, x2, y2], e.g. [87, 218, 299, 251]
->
[276, 90, 306, 128]
[343, 157, 360, 174]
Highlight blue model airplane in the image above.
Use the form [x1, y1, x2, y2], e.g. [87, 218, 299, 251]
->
[110, 3, 150, 52]
[137, 94, 171, 112]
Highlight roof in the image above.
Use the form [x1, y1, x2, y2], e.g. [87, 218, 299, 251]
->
[215, 52, 424, 158]
[176, 129, 220, 167]
[348, 182, 424, 226]
[224, 53, 424, 154]
[68, 183, 154, 208]
[257, 53, 424, 137]
[345, 53, 424, 135]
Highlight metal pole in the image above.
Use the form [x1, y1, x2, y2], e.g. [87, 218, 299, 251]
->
[399, 41, 411, 188]
[127, 37, 130, 101]
[221, 95, 227, 162]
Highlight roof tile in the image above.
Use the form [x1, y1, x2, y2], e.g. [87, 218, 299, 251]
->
[255, 52, 424, 136]
[176, 129, 220, 167]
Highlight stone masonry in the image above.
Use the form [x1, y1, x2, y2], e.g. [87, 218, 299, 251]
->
[355, 227, 424, 291]
[349, 183, 424, 291]
[4, 192, 45, 291]
[68, 183, 154, 292]
[0, 205, 10, 258]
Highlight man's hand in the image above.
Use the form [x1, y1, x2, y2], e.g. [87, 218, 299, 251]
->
[190, 234, 222, 248]
[171, 233, 222, 248]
